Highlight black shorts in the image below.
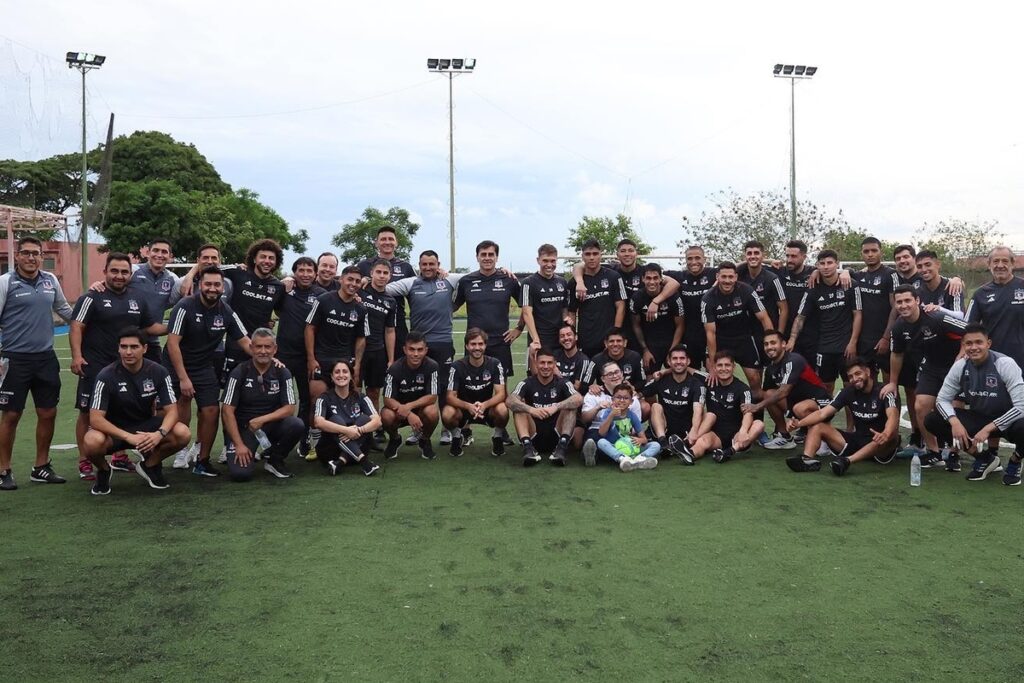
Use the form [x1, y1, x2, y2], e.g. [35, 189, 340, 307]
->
[713, 421, 741, 447]
[857, 338, 890, 374]
[814, 352, 845, 383]
[451, 406, 497, 428]
[838, 429, 900, 464]
[665, 415, 694, 438]
[170, 364, 221, 409]
[899, 352, 922, 388]
[362, 348, 389, 390]
[108, 415, 164, 454]
[915, 364, 946, 397]
[0, 351, 61, 412]
[682, 334, 708, 370]
[487, 342, 514, 378]
[531, 418, 560, 453]
[719, 337, 761, 370]
[76, 368, 101, 413]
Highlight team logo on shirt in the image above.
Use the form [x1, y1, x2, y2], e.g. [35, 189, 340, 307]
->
[268, 379, 280, 392]
[556, 282, 564, 292]
[550, 387, 558, 398]
[160, 279, 173, 292]
[600, 279, 609, 288]
[495, 280, 504, 290]
[873, 276, 881, 285]
[142, 379, 155, 393]
[266, 285, 276, 295]
[212, 315, 225, 330]
[0, 395, 8, 405]
[416, 374, 424, 383]
[1015, 289, 1024, 301]
[42, 279, 53, 290]
[986, 375, 999, 388]
[436, 281, 447, 290]
[733, 297, 741, 306]
[482, 371, 491, 381]
[349, 310, 359, 321]
[128, 299, 140, 311]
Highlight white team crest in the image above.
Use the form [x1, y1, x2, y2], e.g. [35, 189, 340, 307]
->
[732, 297, 741, 306]
[600, 279, 609, 288]
[986, 375, 998, 388]
[129, 299, 140, 311]
[550, 387, 557, 398]
[1015, 289, 1024, 301]
[160, 279, 173, 292]
[873, 276, 881, 285]
[142, 379, 155, 393]
[495, 280, 503, 289]
[212, 315, 225, 329]
[266, 285, 276, 295]
[436, 280, 447, 290]
[416, 374, 424, 383]
[482, 371, 491, 381]
[349, 310, 359, 321]
[269, 379, 280, 392]
[556, 282, 564, 292]
[42, 279, 54, 290]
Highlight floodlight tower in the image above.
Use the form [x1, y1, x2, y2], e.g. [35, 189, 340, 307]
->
[773, 63, 817, 239]
[66, 51, 106, 290]
[427, 57, 476, 270]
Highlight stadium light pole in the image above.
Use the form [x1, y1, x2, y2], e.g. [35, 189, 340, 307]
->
[773, 64, 817, 239]
[66, 51, 106, 291]
[427, 58, 476, 271]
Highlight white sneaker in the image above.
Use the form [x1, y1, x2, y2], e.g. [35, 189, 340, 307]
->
[405, 430, 422, 445]
[172, 447, 190, 469]
[439, 429, 452, 445]
[217, 445, 228, 464]
[187, 442, 200, 466]
[619, 456, 638, 472]
[816, 442, 833, 457]
[636, 455, 658, 470]
[582, 439, 597, 467]
[763, 434, 797, 450]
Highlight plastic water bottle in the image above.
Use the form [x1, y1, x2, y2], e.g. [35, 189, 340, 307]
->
[254, 429, 272, 453]
[910, 453, 922, 487]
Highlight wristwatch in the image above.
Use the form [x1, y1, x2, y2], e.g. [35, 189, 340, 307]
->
[157, 427, 168, 437]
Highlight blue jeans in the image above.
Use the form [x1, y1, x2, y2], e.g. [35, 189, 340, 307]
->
[596, 438, 661, 462]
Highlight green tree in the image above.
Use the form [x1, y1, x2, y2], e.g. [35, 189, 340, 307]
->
[108, 131, 230, 194]
[919, 218, 1004, 264]
[0, 153, 89, 215]
[331, 207, 420, 264]
[565, 214, 653, 255]
[678, 189, 852, 261]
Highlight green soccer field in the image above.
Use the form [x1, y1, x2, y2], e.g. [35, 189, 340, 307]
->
[1, 326, 1020, 681]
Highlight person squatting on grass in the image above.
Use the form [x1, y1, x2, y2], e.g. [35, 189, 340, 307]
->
[442, 327, 509, 458]
[312, 359, 382, 477]
[507, 347, 582, 467]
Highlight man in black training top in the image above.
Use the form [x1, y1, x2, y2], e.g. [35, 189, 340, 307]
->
[567, 239, 627, 358]
[129, 237, 179, 362]
[220, 239, 285, 380]
[507, 348, 582, 467]
[786, 356, 900, 476]
[305, 265, 369, 407]
[664, 245, 717, 369]
[883, 285, 966, 470]
[689, 352, 764, 463]
[591, 328, 646, 389]
[966, 246, 1024, 370]
[521, 243, 570, 353]
[776, 240, 817, 360]
[81, 327, 190, 495]
[573, 239, 645, 351]
[359, 258, 398, 447]
[850, 237, 900, 377]
[71, 252, 163, 478]
[701, 260, 772, 391]
[442, 328, 509, 458]
[915, 250, 963, 313]
[165, 266, 253, 477]
[454, 240, 522, 378]
[274, 256, 325, 458]
[631, 263, 684, 373]
[737, 240, 788, 352]
[789, 250, 863, 394]
[550, 323, 594, 392]
[221, 328, 303, 482]
[926, 323, 1024, 486]
[380, 332, 440, 460]
[643, 345, 706, 465]
[314, 252, 340, 292]
[356, 226, 416, 354]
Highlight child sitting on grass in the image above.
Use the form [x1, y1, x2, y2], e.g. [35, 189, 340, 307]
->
[596, 383, 661, 471]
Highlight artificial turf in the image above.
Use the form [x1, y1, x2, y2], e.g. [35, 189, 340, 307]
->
[1, 333, 1021, 681]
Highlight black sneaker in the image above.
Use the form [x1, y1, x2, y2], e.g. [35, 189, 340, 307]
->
[419, 438, 436, 460]
[135, 460, 170, 489]
[264, 459, 292, 479]
[502, 432, 515, 446]
[91, 467, 112, 495]
[549, 443, 567, 467]
[364, 462, 381, 477]
[830, 456, 851, 477]
[297, 437, 311, 458]
[966, 452, 1000, 481]
[786, 456, 821, 472]
[384, 435, 401, 460]
[0, 469, 15, 491]
[668, 435, 695, 465]
[793, 428, 806, 444]
[522, 444, 541, 467]
[191, 460, 220, 478]
[945, 452, 962, 472]
[1001, 454, 1021, 486]
[327, 459, 341, 476]
[449, 432, 464, 457]
[711, 447, 734, 463]
[29, 462, 66, 484]
[490, 435, 505, 457]
[920, 452, 944, 469]
[461, 428, 474, 447]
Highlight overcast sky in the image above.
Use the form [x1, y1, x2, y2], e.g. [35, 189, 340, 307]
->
[2, 0, 1021, 270]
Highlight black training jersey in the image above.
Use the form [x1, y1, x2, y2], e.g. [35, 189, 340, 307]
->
[316, 278, 341, 293]
[357, 256, 416, 327]
[852, 267, 899, 345]
[306, 292, 369, 361]
[701, 283, 766, 341]
[314, 389, 377, 427]
[665, 267, 717, 338]
[897, 271, 923, 289]
[797, 280, 862, 353]
[630, 288, 684, 353]
[706, 379, 752, 433]
[383, 357, 439, 403]
[223, 267, 284, 336]
[829, 383, 896, 435]
[91, 359, 175, 426]
[611, 264, 643, 300]
[567, 267, 627, 346]
[520, 273, 570, 344]
[454, 271, 521, 345]
[166, 296, 247, 367]
[775, 265, 814, 336]
[510, 374, 577, 411]
[641, 372, 705, 426]
[447, 356, 505, 403]
[591, 349, 646, 386]
[128, 264, 178, 343]
[917, 277, 962, 313]
[937, 351, 1024, 430]
[966, 277, 1024, 366]
[359, 287, 398, 352]
[891, 310, 966, 372]
[222, 361, 296, 424]
[72, 289, 157, 367]
[765, 351, 829, 404]
[738, 266, 786, 328]
[553, 348, 594, 388]
[276, 284, 326, 357]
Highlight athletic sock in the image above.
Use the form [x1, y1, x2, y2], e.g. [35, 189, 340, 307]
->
[657, 435, 668, 448]
[778, 431, 791, 439]
[910, 431, 922, 448]
[359, 459, 376, 474]
[558, 434, 569, 446]
[521, 436, 533, 449]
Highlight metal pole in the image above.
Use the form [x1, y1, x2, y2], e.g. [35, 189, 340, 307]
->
[789, 77, 797, 239]
[80, 67, 89, 291]
[447, 73, 456, 271]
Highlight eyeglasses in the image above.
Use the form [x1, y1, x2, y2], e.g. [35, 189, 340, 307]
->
[612, 395, 632, 402]
[603, 370, 622, 378]
[18, 250, 42, 258]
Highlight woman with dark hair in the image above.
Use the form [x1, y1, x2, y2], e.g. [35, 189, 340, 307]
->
[312, 360, 381, 476]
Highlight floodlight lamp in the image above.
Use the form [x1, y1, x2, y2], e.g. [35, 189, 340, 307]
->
[452, 58, 464, 69]
[773, 63, 783, 75]
[66, 52, 106, 68]
[794, 65, 806, 76]
[427, 58, 439, 69]
[464, 58, 476, 69]
[782, 65, 794, 75]
[805, 66, 818, 76]
[439, 59, 451, 69]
